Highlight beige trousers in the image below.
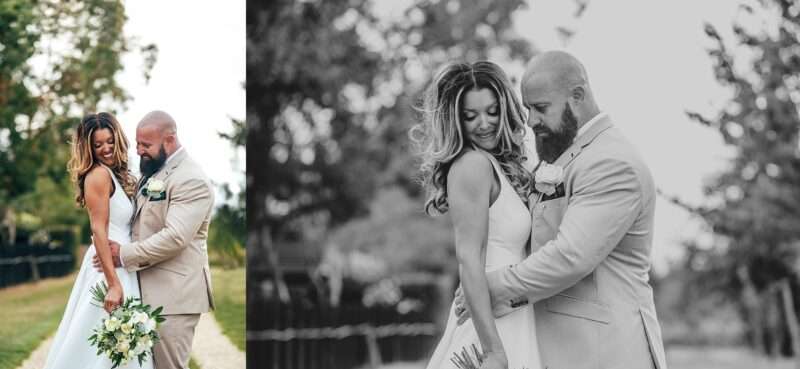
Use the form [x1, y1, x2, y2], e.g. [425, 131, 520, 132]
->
[153, 314, 201, 369]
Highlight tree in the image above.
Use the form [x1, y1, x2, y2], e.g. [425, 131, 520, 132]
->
[0, 1, 156, 248]
[247, 0, 533, 301]
[677, 0, 800, 355]
[209, 118, 247, 268]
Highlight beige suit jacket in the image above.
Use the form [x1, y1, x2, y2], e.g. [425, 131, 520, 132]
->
[487, 116, 668, 369]
[121, 149, 215, 315]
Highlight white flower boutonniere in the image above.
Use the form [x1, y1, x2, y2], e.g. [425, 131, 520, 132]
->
[144, 179, 166, 201]
[534, 162, 564, 196]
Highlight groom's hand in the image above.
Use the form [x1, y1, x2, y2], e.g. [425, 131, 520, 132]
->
[454, 285, 529, 325]
[92, 241, 123, 271]
[454, 286, 471, 325]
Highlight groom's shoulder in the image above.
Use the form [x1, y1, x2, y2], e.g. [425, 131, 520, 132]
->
[585, 127, 645, 164]
[173, 154, 211, 183]
[575, 127, 653, 188]
[573, 130, 645, 174]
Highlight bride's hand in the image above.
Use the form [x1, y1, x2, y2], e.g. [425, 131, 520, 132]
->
[479, 351, 508, 369]
[104, 284, 124, 313]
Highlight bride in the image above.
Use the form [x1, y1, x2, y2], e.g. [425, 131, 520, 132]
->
[44, 113, 153, 369]
[412, 61, 542, 369]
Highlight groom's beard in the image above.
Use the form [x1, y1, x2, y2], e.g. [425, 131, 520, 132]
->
[534, 103, 579, 163]
[140, 145, 167, 178]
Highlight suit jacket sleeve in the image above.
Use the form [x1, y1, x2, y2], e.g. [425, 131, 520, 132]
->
[121, 178, 213, 272]
[487, 156, 643, 309]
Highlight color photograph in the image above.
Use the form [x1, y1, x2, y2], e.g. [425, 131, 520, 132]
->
[0, 2, 244, 369]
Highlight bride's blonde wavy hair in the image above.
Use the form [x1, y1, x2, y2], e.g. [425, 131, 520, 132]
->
[67, 112, 137, 207]
[410, 61, 532, 215]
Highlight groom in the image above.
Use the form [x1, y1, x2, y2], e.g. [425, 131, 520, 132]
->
[94, 111, 215, 369]
[455, 51, 668, 369]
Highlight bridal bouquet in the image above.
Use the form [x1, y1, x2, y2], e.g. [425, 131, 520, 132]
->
[450, 344, 530, 369]
[450, 344, 485, 369]
[88, 282, 165, 368]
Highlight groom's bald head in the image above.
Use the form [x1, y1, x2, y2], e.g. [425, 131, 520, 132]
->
[521, 51, 600, 162]
[521, 51, 600, 127]
[522, 51, 589, 96]
[138, 110, 178, 135]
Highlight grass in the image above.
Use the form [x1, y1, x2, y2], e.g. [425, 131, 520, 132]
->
[210, 267, 245, 351]
[0, 274, 75, 369]
[666, 345, 794, 369]
[0, 268, 244, 369]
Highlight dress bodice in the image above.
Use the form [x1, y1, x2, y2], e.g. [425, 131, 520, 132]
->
[482, 152, 531, 271]
[102, 166, 134, 244]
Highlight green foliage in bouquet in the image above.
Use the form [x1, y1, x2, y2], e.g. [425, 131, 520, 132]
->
[88, 282, 165, 368]
[449, 344, 530, 369]
[450, 344, 484, 369]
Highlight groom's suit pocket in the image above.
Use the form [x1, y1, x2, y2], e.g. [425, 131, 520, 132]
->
[545, 294, 611, 324]
[141, 200, 169, 230]
[541, 197, 567, 231]
[532, 197, 568, 248]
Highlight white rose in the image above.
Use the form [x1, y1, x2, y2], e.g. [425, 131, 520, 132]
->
[120, 322, 134, 335]
[133, 342, 147, 355]
[140, 335, 154, 348]
[104, 317, 120, 332]
[116, 340, 130, 354]
[534, 163, 564, 196]
[143, 318, 157, 333]
[535, 163, 564, 185]
[146, 179, 166, 193]
[132, 311, 149, 324]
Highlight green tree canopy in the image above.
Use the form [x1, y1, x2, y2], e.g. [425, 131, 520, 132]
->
[0, 0, 156, 246]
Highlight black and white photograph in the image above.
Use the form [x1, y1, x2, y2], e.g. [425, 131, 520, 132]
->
[247, 0, 800, 369]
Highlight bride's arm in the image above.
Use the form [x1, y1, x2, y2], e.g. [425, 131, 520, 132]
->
[84, 167, 123, 312]
[447, 152, 507, 367]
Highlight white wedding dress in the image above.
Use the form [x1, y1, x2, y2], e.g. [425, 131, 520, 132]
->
[44, 166, 153, 369]
[426, 152, 542, 369]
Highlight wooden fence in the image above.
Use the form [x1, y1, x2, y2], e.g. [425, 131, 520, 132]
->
[0, 248, 75, 288]
[247, 272, 450, 369]
[248, 299, 439, 369]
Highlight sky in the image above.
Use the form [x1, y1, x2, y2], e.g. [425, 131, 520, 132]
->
[116, 1, 246, 203]
[512, 0, 758, 274]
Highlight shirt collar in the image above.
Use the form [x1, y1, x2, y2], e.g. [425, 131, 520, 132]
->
[165, 146, 185, 165]
[577, 112, 608, 138]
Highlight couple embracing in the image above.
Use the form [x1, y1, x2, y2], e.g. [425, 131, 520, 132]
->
[44, 111, 215, 369]
[416, 51, 668, 369]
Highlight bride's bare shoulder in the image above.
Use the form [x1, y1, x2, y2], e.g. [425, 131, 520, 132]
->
[448, 149, 492, 179]
[84, 165, 112, 192]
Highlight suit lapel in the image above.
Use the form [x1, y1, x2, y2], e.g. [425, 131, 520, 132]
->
[529, 115, 614, 251]
[132, 149, 189, 222]
[553, 115, 613, 168]
[134, 176, 148, 221]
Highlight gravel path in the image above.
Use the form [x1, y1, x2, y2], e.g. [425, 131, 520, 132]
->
[15, 337, 53, 369]
[191, 312, 245, 369]
[15, 313, 243, 369]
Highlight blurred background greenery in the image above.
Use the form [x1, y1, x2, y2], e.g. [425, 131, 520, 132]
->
[248, 0, 800, 368]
